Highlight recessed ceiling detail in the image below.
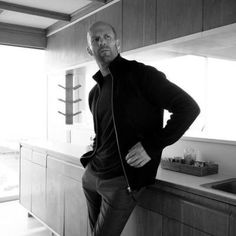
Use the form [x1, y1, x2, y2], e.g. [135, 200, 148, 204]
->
[0, 0, 106, 29]
[0, 1, 71, 21]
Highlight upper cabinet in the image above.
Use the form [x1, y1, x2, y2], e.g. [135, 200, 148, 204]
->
[46, 0, 236, 71]
[95, 1, 122, 40]
[122, 0, 156, 51]
[156, 0, 202, 42]
[203, 0, 236, 30]
[46, 1, 121, 71]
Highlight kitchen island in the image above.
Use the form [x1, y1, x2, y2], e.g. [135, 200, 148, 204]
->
[19, 141, 236, 236]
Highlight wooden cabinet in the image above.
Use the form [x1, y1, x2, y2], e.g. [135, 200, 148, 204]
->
[229, 206, 236, 236]
[46, 155, 88, 236]
[20, 148, 47, 222]
[122, 0, 156, 51]
[31, 151, 47, 222]
[122, 205, 162, 236]
[156, 0, 202, 42]
[64, 176, 88, 236]
[203, 0, 236, 30]
[95, 1, 122, 40]
[20, 144, 236, 236]
[20, 147, 32, 211]
[46, 1, 121, 71]
[161, 190, 229, 236]
[163, 217, 211, 236]
[46, 156, 65, 235]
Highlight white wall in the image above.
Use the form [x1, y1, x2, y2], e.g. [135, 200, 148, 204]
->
[163, 137, 236, 176]
[47, 62, 236, 177]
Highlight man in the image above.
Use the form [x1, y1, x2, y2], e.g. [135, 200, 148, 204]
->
[81, 21, 200, 236]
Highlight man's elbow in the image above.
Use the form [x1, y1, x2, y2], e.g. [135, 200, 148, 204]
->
[191, 102, 201, 121]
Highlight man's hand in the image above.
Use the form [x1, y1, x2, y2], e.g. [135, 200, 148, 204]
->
[125, 142, 151, 168]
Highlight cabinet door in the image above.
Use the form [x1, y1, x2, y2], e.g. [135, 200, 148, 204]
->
[122, 0, 156, 51]
[20, 159, 32, 211]
[203, 0, 236, 30]
[95, 1, 122, 40]
[19, 147, 32, 211]
[229, 206, 236, 236]
[162, 191, 229, 236]
[64, 175, 88, 236]
[31, 151, 47, 221]
[163, 217, 211, 236]
[156, 0, 202, 42]
[121, 205, 162, 236]
[46, 157, 64, 235]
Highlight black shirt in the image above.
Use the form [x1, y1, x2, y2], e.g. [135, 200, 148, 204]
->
[89, 74, 123, 179]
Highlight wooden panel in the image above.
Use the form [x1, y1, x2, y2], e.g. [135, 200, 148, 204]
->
[46, 24, 78, 70]
[181, 200, 229, 236]
[46, 1, 121, 71]
[0, 22, 46, 49]
[21, 146, 32, 161]
[156, 0, 202, 42]
[31, 163, 46, 221]
[137, 186, 164, 213]
[32, 151, 46, 167]
[95, 1, 122, 40]
[163, 217, 211, 236]
[46, 14, 94, 71]
[122, 206, 162, 236]
[46, 167, 63, 235]
[19, 159, 32, 211]
[64, 176, 88, 236]
[229, 206, 236, 236]
[204, 0, 236, 30]
[122, 0, 156, 51]
[47, 155, 84, 181]
[162, 192, 229, 236]
[73, 16, 95, 66]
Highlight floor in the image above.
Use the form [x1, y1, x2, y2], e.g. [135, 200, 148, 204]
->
[0, 200, 52, 236]
[0, 151, 19, 202]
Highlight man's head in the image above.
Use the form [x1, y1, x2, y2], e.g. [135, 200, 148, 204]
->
[87, 21, 120, 67]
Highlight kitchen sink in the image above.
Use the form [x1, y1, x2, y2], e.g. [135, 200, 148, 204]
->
[201, 178, 236, 194]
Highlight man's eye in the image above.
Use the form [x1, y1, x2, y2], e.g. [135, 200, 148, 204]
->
[105, 35, 111, 40]
[92, 37, 100, 43]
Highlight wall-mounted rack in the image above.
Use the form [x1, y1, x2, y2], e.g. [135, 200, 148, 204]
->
[57, 73, 82, 124]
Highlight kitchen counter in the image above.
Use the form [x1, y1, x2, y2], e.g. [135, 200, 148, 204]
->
[20, 140, 87, 166]
[20, 140, 236, 206]
[156, 167, 236, 206]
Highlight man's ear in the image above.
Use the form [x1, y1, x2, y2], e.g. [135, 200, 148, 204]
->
[87, 46, 93, 56]
[115, 39, 121, 53]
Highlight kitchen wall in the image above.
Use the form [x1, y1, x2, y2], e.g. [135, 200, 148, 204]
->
[46, 0, 236, 177]
[47, 60, 236, 177]
[162, 138, 236, 176]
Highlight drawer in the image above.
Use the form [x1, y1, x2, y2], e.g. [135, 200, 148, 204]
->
[47, 155, 84, 182]
[162, 192, 229, 236]
[181, 200, 229, 236]
[32, 151, 47, 167]
[21, 147, 32, 161]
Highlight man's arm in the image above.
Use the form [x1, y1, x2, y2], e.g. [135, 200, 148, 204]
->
[126, 65, 200, 167]
[141, 65, 200, 153]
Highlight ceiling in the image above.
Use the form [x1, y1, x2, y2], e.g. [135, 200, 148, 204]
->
[0, 0, 236, 62]
[0, 0, 105, 29]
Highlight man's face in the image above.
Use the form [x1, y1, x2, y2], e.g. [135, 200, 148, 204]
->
[87, 23, 119, 66]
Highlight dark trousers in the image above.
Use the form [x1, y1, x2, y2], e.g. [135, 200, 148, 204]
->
[82, 166, 144, 236]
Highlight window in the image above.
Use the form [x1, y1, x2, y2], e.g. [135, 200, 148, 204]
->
[0, 45, 46, 143]
[149, 55, 236, 141]
[84, 54, 236, 142]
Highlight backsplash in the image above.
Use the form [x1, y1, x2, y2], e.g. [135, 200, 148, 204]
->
[162, 137, 236, 177]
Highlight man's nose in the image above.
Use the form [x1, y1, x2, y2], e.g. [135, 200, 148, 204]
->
[98, 37, 106, 46]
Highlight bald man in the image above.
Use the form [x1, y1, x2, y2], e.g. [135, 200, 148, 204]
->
[81, 21, 200, 236]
